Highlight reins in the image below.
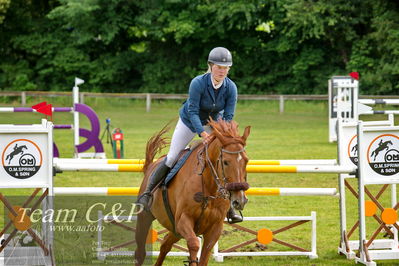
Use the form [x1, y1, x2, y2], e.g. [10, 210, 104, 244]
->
[204, 143, 231, 199]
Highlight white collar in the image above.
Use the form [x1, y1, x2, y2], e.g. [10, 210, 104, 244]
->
[211, 75, 223, 89]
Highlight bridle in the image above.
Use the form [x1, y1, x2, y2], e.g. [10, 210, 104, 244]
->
[193, 136, 250, 234]
[203, 140, 249, 199]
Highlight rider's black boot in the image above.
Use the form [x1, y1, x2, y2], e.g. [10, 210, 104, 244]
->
[227, 207, 243, 224]
[137, 160, 170, 211]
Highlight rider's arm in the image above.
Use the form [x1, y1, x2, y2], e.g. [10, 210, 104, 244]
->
[223, 80, 237, 121]
[187, 78, 205, 135]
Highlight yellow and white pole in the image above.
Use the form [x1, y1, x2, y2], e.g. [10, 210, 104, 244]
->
[53, 187, 337, 196]
[54, 158, 336, 166]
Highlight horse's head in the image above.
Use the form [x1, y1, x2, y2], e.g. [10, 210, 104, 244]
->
[208, 118, 251, 211]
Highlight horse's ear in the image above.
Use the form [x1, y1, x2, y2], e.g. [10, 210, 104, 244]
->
[242, 126, 251, 142]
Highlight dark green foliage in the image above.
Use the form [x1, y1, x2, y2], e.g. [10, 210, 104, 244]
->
[0, 0, 398, 94]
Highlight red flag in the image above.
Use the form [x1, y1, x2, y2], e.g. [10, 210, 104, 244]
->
[349, 72, 359, 80]
[36, 104, 53, 117]
[32, 102, 47, 110]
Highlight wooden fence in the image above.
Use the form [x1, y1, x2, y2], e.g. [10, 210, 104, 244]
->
[1, 91, 399, 113]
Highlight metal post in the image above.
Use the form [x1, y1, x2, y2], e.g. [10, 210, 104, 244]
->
[146, 93, 151, 112]
[311, 211, 317, 258]
[73, 77, 84, 158]
[357, 122, 367, 262]
[80, 92, 85, 105]
[213, 241, 223, 262]
[97, 210, 103, 260]
[338, 174, 347, 248]
[73, 86, 79, 158]
[392, 184, 398, 244]
[279, 95, 284, 113]
[21, 91, 26, 106]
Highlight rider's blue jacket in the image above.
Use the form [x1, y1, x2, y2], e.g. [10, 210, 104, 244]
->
[179, 73, 237, 135]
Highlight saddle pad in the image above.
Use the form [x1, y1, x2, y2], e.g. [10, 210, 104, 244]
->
[164, 148, 196, 186]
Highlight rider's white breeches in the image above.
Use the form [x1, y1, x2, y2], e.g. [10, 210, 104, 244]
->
[165, 118, 210, 168]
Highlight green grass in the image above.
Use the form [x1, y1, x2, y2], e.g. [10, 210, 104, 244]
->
[1, 97, 399, 265]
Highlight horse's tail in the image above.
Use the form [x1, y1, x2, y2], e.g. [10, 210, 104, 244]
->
[143, 123, 171, 174]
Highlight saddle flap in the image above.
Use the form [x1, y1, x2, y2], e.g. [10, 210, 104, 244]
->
[164, 148, 195, 186]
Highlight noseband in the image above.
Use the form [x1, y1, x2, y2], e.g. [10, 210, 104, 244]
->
[204, 143, 249, 199]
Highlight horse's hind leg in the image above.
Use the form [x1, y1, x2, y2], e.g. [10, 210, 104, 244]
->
[134, 211, 155, 266]
[154, 231, 180, 266]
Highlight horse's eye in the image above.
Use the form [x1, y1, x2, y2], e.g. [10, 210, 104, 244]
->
[223, 160, 229, 166]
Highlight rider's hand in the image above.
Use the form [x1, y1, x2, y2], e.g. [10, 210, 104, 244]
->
[200, 131, 212, 145]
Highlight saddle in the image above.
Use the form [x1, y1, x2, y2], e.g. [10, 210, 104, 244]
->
[162, 140, 202, 186]
[164, 155, 191, 187]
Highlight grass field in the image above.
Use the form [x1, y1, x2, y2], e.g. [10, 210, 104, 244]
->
[1, 96, 399, 265]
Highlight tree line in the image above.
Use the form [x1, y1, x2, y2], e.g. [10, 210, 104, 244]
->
[0, 0, 398, 95]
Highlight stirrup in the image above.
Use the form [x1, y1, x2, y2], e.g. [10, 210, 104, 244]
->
[227, 210, 243, 224]
[137, 192, 153, 212]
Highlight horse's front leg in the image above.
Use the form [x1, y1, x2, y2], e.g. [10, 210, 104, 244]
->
[199, 221, 224, 265]
[134, 211, 155, 266]
[176, 213, 200, 265]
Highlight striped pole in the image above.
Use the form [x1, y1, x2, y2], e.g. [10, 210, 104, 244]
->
[358, 99, 399, 105]
[54, 158, 337, 166]
[54, 158, 147, 165]
[359, 110, 399, 115]
[54, 187, 140, 195]
[245, 165, 355, 173]
[0, 107, 73, 113]
[53, 187, 337, 196]
[54, 163, 144, 172]
[54, 124, 73, 129]
[247, 187, 337, 196]
[54, 163, 355, 174]
[244, 159, 336, 165]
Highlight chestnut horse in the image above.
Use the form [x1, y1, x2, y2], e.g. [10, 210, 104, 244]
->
[135, 119, 250, 265]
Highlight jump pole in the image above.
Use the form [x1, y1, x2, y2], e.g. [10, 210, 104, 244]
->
[0, 107, 73, 113]
[358, 99, 399, 105]
[54, 158, 337, 166]
[358, 110, 399, 115]
[53, 163, 355, 173]
[53, 187, 338, 196]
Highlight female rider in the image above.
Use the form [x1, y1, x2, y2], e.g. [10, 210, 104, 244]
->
[138, 47, 242, 223]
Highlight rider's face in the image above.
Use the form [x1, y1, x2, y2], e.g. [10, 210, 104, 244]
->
[211, 64, 230, 83]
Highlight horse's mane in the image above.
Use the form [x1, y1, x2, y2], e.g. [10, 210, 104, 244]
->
[208, 118, 245, 146]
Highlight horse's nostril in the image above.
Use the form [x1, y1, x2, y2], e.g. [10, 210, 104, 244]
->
[232, 200, 239, 208]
